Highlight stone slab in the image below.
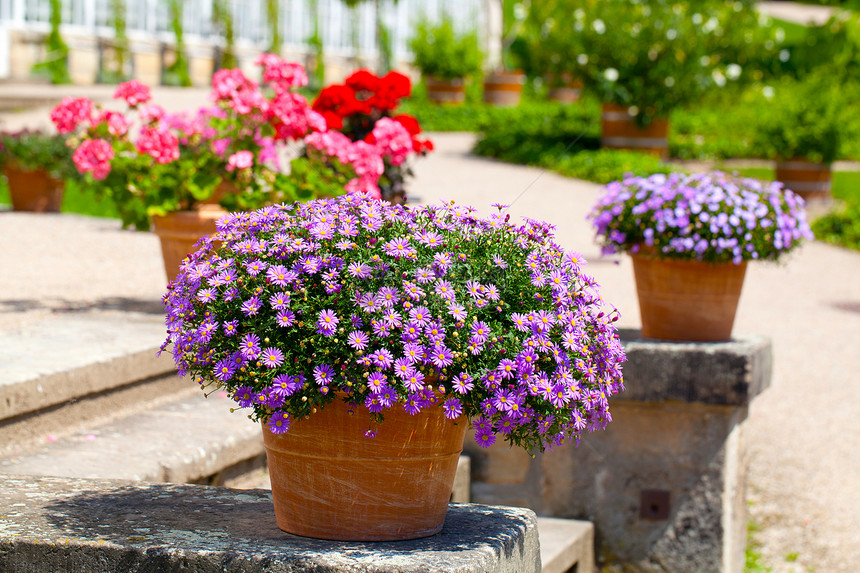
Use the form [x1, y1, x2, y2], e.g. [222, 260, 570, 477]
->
[0, 313, 174, 420]
[0, 475, 540, 573]
[0, 391, 264, 484]
[537, 517, 594, 573]
[619, 331, 772, 405]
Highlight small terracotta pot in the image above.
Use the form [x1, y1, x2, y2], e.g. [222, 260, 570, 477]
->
[631, 252, 747, 342]
[151, 206, 226, 283]
[4, 164, 64, 212]
[775, 159, 832, 203]
[263, 397, 467, 541]
[600, 103, 669, 159]
[483, 70, 525, 107]
[425, 76, 466, 105]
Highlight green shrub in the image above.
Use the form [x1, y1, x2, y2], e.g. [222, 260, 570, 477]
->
[752, 72, 847, 164]
[409, 15, 483, 80]
[812, 202, 860, 251]
[551, 149, 671, 184]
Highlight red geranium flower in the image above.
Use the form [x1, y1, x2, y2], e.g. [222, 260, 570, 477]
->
[345, 69, 381, 94]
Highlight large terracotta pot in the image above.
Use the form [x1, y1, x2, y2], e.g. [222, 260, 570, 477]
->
[262, 397, 468, 541]
[775, 159, 832, 203]
[631, 252, 747, 342]
[4, 164, 63, 212]
[483, 69, 525, 107]
[601, 103, 669, 159]
[151, 206, 226, 283]
[425, 76, 466, 105]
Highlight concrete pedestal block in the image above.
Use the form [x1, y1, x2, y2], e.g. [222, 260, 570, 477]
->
[465, 333, 772, 573]
[0, 475, 540, 573]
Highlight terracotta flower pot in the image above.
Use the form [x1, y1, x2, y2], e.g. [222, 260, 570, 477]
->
[631, 252, 747, 342]
[483, 70, 525, 107]
[4, 164, 64, 212]
[263, 397, 468, 541]
[775, 159, 832, 203]
[151, 206, 226, 283]
[425, 76, 466, 105]
[600, 103, 669, 159]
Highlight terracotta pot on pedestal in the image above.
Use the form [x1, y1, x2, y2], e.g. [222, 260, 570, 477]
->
[483, 70, 525, 107]
[425, 76, 466, 105]
[775, 159, 832, 203]
[4, 164, 64, 212]
[631, 252, 747, 342]
[601, 103, 669, 159]
[263, 397, 467, 541]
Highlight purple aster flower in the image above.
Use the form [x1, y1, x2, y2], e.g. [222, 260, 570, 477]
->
[365, 394, 385, 414]
[313, 364, 335, 385]
[402, 322, 421, 341]
[266, 265, 292, 286]
[367, 371, 388, 393]
[434, 279, 455, 301]
[267, 411, 291, 434]
[403, 281, 425, 300]
[299, 256, 320, 274]
[222, 320, 239, 337]
[416, 231, 444, 248]
[371, 349, 394, 369]
[378, 387, 397, 408]
[272, 373, 301, 396]
[442, 398, 463, 420]
[269, 292, 291, 310]
[317, 309, 339, 335]
[357, 293, 380, 313]
[245, 259, 267, 276]
[496, 359, 517, 379]
[492, 255, 508, 269]
[430, 345, 453, 368]
[433, 252, 452, 271]
[452, 373, 474, 394]
[510, 312, 530, 332]
[404, 371, 425, 392]
[474, 427, 496, 447]
[372, 320, 392, 338]
[265, 390, 286, 409]
[403, 393, 426, 415]
[197, 288, 217, 303]
[382, 310, 403, 328]
[393, 357, 415, 379]
[408, 306, 431, 326]
[448, 303, 467, 322]
[276, 310, 296, 327]
[470, 321, 491, 342]
[375, 286, 399, 308]
[241, 296, 261, 317]
[347, 330, 369, 350]
[425, 322, 446, 342]
[347, 262, 372, 279]
[414, 267, 435, 284]
[383, 237, 415, 259]
[223, 287, 239, 302]
[234, 385, 255, 408]
[239, 334, 261, 360]
[402, 343, 424, 363]
[213, 357, 236, 382]
[260, 347, 285, 369]
[466, 280, 484, 299]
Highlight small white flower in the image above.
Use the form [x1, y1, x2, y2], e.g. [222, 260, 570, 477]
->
[604, 68, 619, 82]
[726, 64, 742, 80]
[666, 29, 677, 41]
[577, 54, 588, 66]
[779, 49, 790, 62]
[592, 19, 606, 34]
[762, 86, 775, 99]
[712, 70, 726, 87]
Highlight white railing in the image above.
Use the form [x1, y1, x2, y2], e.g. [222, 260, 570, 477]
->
[0, 0, 487, 62]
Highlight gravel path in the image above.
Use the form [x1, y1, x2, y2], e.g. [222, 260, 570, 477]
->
[2, 96, 859, 570]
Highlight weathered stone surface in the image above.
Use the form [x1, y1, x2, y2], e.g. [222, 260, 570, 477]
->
[0, 313, 174, 420]
[619, 331, 772, 406]
[0, 475, 540, 573]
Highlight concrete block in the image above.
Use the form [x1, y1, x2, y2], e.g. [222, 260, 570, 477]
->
[464, 335, 772, 572]
[538, 517, 595, 573]
[0, 475, 541, 573]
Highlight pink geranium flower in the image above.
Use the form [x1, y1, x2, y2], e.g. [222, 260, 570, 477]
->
[114, 80, 152, 107]
[50, 97, 94, 134]
[72, 138, 114, 180]
[227, 150, 254, 172]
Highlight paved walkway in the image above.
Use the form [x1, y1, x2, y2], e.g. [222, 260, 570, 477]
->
[1, 86, 859, 571]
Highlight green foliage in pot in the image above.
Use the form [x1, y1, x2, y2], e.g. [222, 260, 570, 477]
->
[0, 130, 77, 180]
[534, 0, 769, 126]
[164, 0, 192, 87]
[409, 15, 483, 81]
[753, 72, 846, 164]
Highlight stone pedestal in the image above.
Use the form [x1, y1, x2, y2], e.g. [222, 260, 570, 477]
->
[464, 333, 771, 573]
[0, 475, 540, 573]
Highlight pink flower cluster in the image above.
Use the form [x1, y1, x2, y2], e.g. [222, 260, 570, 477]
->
[136, 126, 180, 164]
[256, 53, 309, 93]
[305, 131, 385, 199]
[369, 117, 414, 167]
[114, 80, 152, 107]
[227, 150, 254, 172]
[50, 97, 93, 134]
[72, 139, 114, 180]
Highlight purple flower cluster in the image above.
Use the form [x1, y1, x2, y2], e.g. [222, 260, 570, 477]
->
[162, 194, 626, 454]
[588, 171, 814, 264]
